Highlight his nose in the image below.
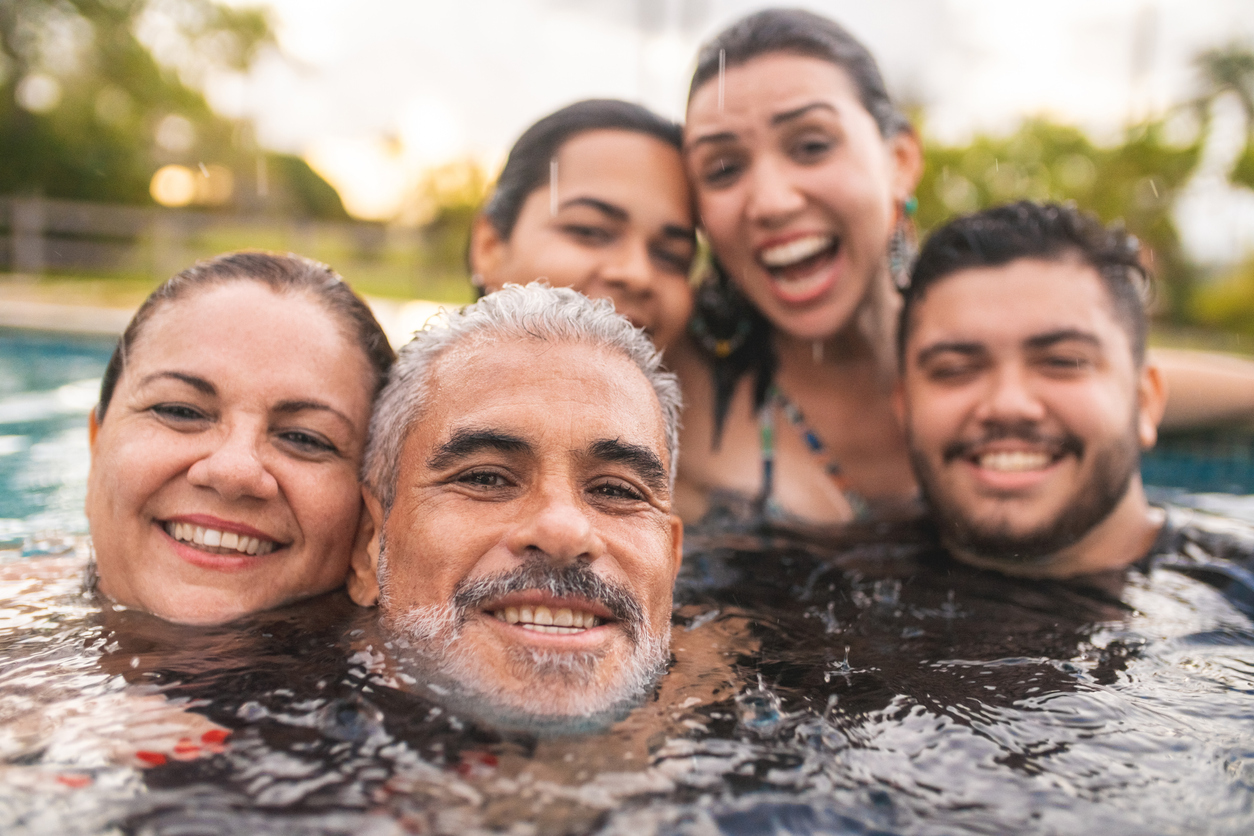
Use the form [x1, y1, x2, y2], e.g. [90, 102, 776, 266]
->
[745, 155, 806, 226]
[975, 363, 1047, 426]
[506, 482, 602, 566]
[186, 420, 279, 502]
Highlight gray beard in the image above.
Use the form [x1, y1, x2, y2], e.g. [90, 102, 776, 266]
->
[911, 421, 1141, 567]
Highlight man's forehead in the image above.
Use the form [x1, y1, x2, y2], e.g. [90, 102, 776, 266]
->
[909, 258, 1121, 348]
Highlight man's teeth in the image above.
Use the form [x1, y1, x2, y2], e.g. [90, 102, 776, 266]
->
[978, 451, 1052, 472]
[759, 235, 834, 269]
[164, 522, 275, 556]
[491, 605, 603, 634]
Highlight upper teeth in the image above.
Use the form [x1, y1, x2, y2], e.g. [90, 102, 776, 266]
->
[759, 235, 834, 268]
[164, 522, 276, 556]
[979, 451, 1051, 472]
[492, 605, 602, 634]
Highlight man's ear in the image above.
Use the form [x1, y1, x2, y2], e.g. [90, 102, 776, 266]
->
[347, 487, 384, 607]
[669, 514, 684, 582]
[468, 214, 507, 290]
[88, 408, 100, 449]
[1137, 362, 1168, 450]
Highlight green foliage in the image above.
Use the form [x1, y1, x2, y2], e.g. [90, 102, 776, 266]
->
[413, 159, 490, 287]
[1193, 255, 1254, 336]
[0, 0, 345, 218]
[917, 118, 1203, 321]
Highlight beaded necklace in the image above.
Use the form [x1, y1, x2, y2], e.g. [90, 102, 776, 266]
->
[757, 384, 870, 520]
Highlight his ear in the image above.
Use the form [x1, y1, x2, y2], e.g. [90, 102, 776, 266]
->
[1137, 362, 1168, 450]
[346, 487, 384, 607]
[88, 408, 100, 449]
[469, 214, 507, 291]
[889, 128, 924, 200]
[669, 514, 684, 582]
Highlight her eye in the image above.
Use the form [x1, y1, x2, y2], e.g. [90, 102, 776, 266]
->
[562, 224, 613, 245]
[277, 429, 338, 454]
[790, 134, 834, 163]
[701, 156, 743, 188]
[150, 403, 208, 422]
[651, 245, 693, 276]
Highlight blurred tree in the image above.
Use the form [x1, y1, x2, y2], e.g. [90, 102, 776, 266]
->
[917, 118, 1203, 321]
[0, 0, 346, 218]
[1193, 41, 1254, 189]
[409, 158, 489, 288]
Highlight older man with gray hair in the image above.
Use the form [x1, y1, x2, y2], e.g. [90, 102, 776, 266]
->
[347, 283, 684, 720]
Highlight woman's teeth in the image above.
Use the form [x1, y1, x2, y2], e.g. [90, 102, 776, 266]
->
[492, 605, 603, 634]
[759, 235, 835, 269]
[978, 451, 1052, 472]
[164, 522, 276, 556]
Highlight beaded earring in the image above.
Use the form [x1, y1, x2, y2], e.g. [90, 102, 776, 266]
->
[688, 260, 757, 359]
[888, 195, 919, 291]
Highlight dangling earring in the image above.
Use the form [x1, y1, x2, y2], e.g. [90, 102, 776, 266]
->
[888, 195, 919, 291]
[688, 259, 757, 359]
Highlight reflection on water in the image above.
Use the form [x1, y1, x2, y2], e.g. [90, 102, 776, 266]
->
[2, 518, 1254, 835]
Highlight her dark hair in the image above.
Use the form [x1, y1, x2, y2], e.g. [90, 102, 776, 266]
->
[96, 251, 396, 422]
[480, 99, 683, 241]
[688, 8, 910, 139]
[687, 8, 909, 444]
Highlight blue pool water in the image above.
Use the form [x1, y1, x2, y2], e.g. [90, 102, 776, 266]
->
[3, 326, 1254, 835]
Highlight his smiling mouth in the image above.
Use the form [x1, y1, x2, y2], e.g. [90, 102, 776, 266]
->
[162, 521, 279, 556]
[490, 604, 605, 634]
[977, 451, 1053, 472]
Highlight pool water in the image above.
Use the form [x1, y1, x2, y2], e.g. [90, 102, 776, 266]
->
[3, 326, 1254, 834]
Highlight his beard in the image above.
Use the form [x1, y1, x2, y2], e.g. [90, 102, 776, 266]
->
[381, 557, 669, 721]
[910, 418, 1141, 566]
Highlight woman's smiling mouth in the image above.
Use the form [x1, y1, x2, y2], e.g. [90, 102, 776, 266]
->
[161, 521, 280, 556]
[756, 234, 841, 303]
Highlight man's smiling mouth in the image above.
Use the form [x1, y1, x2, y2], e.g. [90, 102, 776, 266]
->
[162, 521, 278, 556]
[490, 604, 605, 634]
[977, 451, 1053, 472]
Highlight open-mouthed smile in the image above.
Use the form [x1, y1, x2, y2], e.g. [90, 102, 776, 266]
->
[161, 520, 280, 557]
[756, 234, 841, 304]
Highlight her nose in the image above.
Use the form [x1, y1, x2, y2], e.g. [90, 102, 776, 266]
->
[186, 420, 279, 502]
[505, 482, 603, 566]
[745, 155, 806, 226]
[600, 237, 655, 297]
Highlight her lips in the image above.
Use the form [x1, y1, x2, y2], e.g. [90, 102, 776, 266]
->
[758, 234, 836, 268]
[163, 521, 277, 556]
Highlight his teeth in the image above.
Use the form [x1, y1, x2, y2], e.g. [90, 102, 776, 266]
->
[534, 606, 554, 626]
[759, 235, 833, 268]
[505, 607, 519, 624]
[980, 451, 1051, 472]
[554, 608, 573, 627]
[519, 606, 534, 624]
[491, 607, 602, 631]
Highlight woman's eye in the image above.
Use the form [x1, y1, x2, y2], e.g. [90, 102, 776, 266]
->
[562, 224, 613, 245]
[591, 480, 646, 502]
[790, 134, 834, 163]
[277, 429, 338, 454]
[150, 403, 208, 423]
[700, 156, 743, 188]
[651, 245, 694, 275]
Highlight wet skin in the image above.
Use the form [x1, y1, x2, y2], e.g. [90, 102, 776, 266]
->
[350, 338, 683, 716]
[471, 129, 696, 351]
[86, 282, 373, 625]
[895, 258, 1166, 577]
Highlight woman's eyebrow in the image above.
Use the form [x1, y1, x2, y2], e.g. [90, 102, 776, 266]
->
[771, 101, 837, 125]
[273, 400, 358, 431]
[559, 196, 628, 221]
[139, 371, 215, 395]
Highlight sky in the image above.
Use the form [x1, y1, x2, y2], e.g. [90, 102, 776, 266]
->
[206, 0, 1254, 262]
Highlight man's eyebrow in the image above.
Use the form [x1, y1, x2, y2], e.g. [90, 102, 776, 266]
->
[914, 341, 986, 366]
[138, 371, 215, 395]
[771, 101, 837, 125]
[558, 196, 628, 222]
[273, 400, 358, 432]
[588, 438, 669, 495]
[428, 429, 531, 470]
[1024, 329, 1102, 351]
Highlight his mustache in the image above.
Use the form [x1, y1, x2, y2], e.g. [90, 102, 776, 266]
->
[452, 558, 646, 645]
[942, 422, 1085, 464]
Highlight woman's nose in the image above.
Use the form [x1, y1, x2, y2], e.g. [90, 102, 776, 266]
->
[505, 484, 602, 566]
[186, 421, 279, 502]
[745, 155, 806, 226]
[600, 238, 655, 296]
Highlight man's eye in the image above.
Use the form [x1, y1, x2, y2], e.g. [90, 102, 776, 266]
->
[457, 470, 510, 488]
[150, 403, 208, 422]
[591, 480, 645, 501]
[924, 362, 977, 382]
[1040, 355, 1091, 374]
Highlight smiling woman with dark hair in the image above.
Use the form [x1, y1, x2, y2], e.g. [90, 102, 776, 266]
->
[86, 251, 395, 626]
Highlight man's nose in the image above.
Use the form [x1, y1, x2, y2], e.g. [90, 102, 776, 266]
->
[506, 483, 602, 565]
[186, 421, 279, 502]
[975, 363, 1048, 425]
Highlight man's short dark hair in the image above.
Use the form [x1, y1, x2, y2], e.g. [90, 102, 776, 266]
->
[898, 201, 1151, 367]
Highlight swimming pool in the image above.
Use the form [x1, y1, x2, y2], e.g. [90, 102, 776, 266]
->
[3, 327, 1254, 835]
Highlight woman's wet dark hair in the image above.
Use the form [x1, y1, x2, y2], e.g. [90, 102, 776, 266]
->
[96, 251, 396, 423]
[480, 99, 683, 241]
[688, 7, 910, 138]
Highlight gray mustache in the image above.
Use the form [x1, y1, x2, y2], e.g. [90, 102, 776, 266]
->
[942, 422, 1085, 463]
[452, 558, 645, 644]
